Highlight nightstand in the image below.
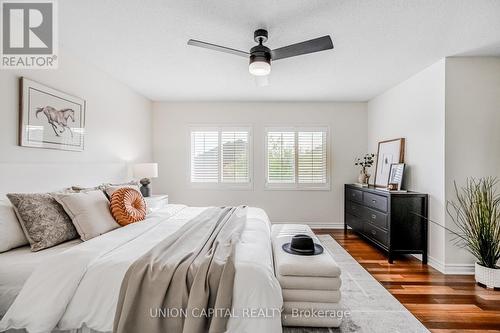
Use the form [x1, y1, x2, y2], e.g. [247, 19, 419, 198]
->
[144, 194, 168, 211]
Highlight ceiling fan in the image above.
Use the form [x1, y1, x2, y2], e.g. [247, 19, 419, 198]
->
[187, 29, 334, 77]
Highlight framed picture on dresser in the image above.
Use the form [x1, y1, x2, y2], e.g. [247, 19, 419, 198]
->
[374, 138, 405, 187]
[388, 163, 405, 190]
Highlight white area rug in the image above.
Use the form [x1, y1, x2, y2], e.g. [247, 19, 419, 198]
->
[283, 235, 430, 333]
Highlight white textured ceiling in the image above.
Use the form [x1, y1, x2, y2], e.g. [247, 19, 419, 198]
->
[59, 0, 500, 101]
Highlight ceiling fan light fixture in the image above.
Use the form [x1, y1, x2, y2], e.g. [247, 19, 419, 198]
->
[249, 59, 271, 76]
[188, 28, 334, 80]
[249, 47, 271, 76]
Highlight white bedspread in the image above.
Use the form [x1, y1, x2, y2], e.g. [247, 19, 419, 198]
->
[0, 239, 82, 318]
[0, 205, 282, 333]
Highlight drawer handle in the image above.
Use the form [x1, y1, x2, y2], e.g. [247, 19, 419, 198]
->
[352, 194, 356, 197]
[371, 230, 377, 236]
[372, 199, 377, 203]
[371, 214, 376, 219]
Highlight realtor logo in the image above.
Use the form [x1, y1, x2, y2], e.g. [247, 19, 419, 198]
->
[1, 0, 58, 69]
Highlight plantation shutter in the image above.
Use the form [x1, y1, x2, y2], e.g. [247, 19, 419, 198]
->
[190, 131, 219, 182]
[267, 131, 296, 183]
[298, 131, 327, 184]
[221, 131, 249, 183]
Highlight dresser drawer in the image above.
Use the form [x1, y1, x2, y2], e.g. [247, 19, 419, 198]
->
[363, 223, 389, 247]
[345, 213, 363, 232]
[346, 201, 364, 217]
[363, 207, 388, 230]
[363, 192, 388, 212]
[346, 188, 363, 203]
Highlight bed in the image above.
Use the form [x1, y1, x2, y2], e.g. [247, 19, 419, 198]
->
[0, 204, 283, 333]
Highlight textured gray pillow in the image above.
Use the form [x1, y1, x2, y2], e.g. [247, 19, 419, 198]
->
[64, 184, 106, 193]
[6, 193, 78, 252]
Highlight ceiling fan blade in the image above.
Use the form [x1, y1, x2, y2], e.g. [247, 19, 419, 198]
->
[187, 39, 249, 58]
[271, 35, 333, 61]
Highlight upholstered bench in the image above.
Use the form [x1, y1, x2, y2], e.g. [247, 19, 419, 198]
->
[271, 224, 342, 328]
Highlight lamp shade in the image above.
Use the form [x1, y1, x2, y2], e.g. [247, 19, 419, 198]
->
[249, 60, 271, 76]
[133, 163, 158, 179]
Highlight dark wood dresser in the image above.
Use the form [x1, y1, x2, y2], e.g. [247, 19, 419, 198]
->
[344, 184, 428, 264]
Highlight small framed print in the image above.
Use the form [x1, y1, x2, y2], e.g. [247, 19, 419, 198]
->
[388, 163, 405, 191]
[19, 78, 86, 151]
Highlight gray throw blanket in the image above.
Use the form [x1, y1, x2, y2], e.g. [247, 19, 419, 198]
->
[113, 206, 247, 333]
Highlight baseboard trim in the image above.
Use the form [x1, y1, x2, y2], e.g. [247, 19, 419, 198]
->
[444, 263, 475, 275]
[427, 255, 446, 273]
[271, 221, 344, 230]
[426, 255, 474, 275]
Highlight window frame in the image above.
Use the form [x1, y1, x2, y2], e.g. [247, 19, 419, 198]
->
[264, 125, 330, 191]
[188, 125, 253, 190]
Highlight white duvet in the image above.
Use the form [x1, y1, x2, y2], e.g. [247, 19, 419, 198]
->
[0, 205, 283, 333]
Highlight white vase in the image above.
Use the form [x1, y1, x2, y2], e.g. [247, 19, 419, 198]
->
[475, 262, 500, 289]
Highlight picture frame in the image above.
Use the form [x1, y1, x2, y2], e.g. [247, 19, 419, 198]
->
[19, 77, 86, 152]
[374, 138, 405, 187]
[388, 163, 405, 190]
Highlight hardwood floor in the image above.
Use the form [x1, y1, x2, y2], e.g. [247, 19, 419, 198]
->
[313, 229, 500, 332]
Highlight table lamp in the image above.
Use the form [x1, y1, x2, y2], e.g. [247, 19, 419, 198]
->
[133, 163, 158, 197]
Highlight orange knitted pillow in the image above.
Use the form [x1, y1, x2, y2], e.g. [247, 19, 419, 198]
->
[110, 188, 146, 226]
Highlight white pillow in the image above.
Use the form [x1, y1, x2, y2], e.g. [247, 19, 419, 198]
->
[104, 184, 141, 199]
[0, 199, 29, 252]
[53, 191, 120, 241]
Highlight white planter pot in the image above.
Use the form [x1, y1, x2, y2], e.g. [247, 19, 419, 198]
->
[474, 262, 500, 289]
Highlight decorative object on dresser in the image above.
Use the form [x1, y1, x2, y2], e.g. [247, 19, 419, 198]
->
[144, 194, 168, 213]
[132, 163, 158, 197]
[354, 153, 375, 186]
[447, 177, 500, 289]
[374, 138, 405, 188]
[388, 163, 405, 191]
[344, 184, 428, 264]
[19, 78, 86, 152]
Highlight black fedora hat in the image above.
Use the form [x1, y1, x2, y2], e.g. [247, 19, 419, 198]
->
[282, 234, 324, 256]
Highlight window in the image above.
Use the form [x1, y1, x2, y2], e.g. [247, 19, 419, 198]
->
[190, 131, 219, 183]
[267, 131, 296, 184]
[266, 127, 329, 189]
[190, 127, 251, 187]
[221, 131, 250, 183]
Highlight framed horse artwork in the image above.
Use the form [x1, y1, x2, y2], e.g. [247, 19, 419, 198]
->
[19, 78, 86, 151]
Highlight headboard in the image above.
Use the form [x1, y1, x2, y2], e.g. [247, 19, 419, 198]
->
[0, 163, 129, 195]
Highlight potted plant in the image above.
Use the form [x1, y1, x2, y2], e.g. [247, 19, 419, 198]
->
[447, 177, 500, 289]
[354, 154, 375, 185]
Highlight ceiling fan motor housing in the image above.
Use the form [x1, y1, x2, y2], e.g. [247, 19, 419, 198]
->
[254, 29, 268, 43]
[249, 30, 271, 76]
[249, 44, 271, 65]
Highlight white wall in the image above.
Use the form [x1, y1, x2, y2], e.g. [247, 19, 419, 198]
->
[444, 57, 500, 266]
[152, 102, 367, 226]
[0, 48, 153, 192]
[367, 60, 447, 267]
